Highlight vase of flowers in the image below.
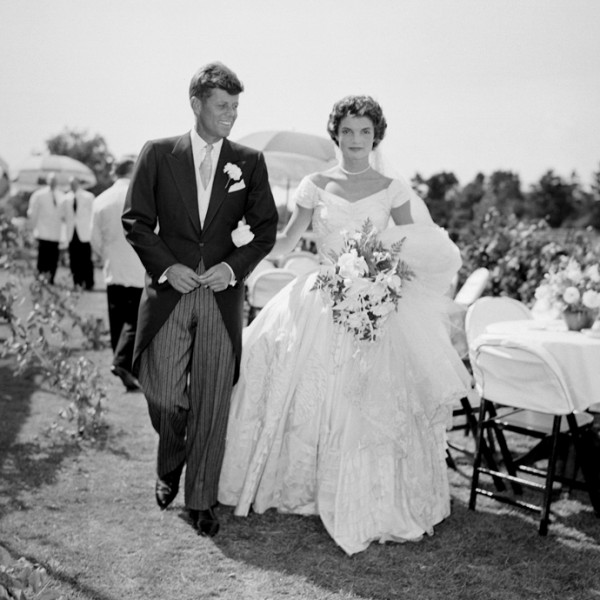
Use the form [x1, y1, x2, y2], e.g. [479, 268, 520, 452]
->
[534, 256, 600, 331]
[561, 307, 596, 331]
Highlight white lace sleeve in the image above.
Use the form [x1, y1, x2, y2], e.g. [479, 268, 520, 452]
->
[293, 177, 319, 209]
[389, 178, 412, 208]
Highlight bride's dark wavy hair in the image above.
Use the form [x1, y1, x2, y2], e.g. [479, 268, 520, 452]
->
[326, 95, 387, 149]
[189, 62, 244, 100]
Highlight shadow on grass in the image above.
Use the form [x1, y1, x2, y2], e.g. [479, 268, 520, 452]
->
[0, 360, 35, 447]
[0, 540, 117, 600]
[0, 361, 81, 520]
[213, 493, 600, 600]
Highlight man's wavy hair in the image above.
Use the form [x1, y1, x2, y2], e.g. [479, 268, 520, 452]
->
[326, 95, 387, 149]
[189, 62, 244, 100]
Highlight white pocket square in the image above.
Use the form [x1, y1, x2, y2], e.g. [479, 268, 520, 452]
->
[228, 180, 246, 193]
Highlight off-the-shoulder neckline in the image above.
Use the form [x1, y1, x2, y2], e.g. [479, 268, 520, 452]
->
[305, 177, 399, 204]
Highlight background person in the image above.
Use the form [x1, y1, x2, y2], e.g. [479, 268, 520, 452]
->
[26, 172, 66, 284]
[65, 176, 95, 289]
[91, 157, 144, 391]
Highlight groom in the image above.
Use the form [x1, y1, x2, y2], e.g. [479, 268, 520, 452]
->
[122, 62, 278, 536]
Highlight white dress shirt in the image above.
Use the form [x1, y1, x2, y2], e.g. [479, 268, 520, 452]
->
[190, 128, 223, 227]
[90, 178, 146, 287]
[159, 130, 235, 285]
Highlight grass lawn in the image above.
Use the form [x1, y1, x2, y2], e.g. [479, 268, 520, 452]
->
[1, 271, 599, 600]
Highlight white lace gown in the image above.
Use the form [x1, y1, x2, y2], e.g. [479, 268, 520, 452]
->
[218, 177, 472, 555]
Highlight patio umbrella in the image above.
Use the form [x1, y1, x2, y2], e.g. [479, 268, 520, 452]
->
[236, 130, 337, 187]
[12, 154, 97, 191]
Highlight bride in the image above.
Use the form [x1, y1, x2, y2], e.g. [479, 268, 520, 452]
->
[218, 95, 472, 555]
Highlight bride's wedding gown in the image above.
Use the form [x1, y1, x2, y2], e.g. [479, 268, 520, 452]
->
[218, 177, 471, 555]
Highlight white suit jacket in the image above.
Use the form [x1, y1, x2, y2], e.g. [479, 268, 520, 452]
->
[65, 188, 95, 242]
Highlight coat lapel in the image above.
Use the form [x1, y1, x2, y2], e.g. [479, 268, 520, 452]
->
[203, 138, 238, 232]
[166, 134, 201, 236]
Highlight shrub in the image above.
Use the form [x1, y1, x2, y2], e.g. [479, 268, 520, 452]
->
[458, 208, 600, 304]
[0, 213, 108, 439]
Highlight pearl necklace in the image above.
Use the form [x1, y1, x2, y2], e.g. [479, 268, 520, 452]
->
[339, 164, 371, 175]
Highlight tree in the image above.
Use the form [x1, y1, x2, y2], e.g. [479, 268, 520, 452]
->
[450, 172, 485, 236]
[46, 128, 115, 195]
[586, 163, 600, 230]
[528, 170, 576, 228]
[412, 171, 459, 228]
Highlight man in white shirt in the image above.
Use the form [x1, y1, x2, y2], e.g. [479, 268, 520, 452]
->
[65, 176, 95, 289]
[27, 172, 66, 284]
[91, 157, 145, 391]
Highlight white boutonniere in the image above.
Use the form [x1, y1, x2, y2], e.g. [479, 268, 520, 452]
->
[224, 163, 245, 192]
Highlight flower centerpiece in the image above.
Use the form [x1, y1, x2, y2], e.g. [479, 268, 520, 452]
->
[312, 219, 415, 342]
[534, 255, 600, 330]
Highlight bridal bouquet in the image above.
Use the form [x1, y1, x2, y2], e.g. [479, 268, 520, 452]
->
[312, 219, 414, 342]
[534, 256, 600, 312]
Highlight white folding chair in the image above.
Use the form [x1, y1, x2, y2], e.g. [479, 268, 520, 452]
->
[281, 254, 320, 277]
[454, 267, 490, 308]
[469, 339, 598, 534]
[465, 296, 532, 348]
[454, 296, 531, 438]
[448, 297, 534, 475]
[245, 268, 296, 324]
[245, 258, 276, 290]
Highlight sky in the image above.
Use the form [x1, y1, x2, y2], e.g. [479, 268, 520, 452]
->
[1, 0, 600, 188]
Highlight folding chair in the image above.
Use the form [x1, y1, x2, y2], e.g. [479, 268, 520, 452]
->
[281, 253, 320, 277]
[245, 268, 296, 324]
[448, 297, 534, 475]
[469, 339, 598, 534]
[245, 258, 276, 288]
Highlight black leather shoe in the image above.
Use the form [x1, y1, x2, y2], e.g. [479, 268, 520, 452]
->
[155, 464, 184, 509]
[190, 508, 220, 537]
[110, 365, 141, 391]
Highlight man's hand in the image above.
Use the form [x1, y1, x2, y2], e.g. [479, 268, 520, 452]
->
[165, 264, 203, 294]
[197, 263, 232, 293]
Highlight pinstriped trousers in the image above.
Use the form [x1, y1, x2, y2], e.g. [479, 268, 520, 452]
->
[138, 265, 235, 511]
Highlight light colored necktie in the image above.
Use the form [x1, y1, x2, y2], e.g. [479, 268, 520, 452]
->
[200, 144, 213, 189]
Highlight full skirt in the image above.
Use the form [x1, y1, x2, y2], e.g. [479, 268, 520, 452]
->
[218, 225, 472, 555]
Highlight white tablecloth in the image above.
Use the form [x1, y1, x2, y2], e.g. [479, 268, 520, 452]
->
[474, 319, 600, 412]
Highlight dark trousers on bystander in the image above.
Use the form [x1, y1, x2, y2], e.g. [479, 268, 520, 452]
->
[36, 239, 60, 284]
[106, 284, 143, 372]
[68, 231, 94, 290]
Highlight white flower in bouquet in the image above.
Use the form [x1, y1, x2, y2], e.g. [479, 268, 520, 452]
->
[562, 286, 581, 305]
[312, 219, 415, 342]
[371, 300, 396, 318]
[338, 250, 368, 279]
[384, 273, 403, 294]
[582, 289, 600, 309]
[346, 311, 367, 332]
[534, 284, 551, 301]
[564, 261, 584, 284]
[586, 264, 600, 283]
[345, 277, 373, 298]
